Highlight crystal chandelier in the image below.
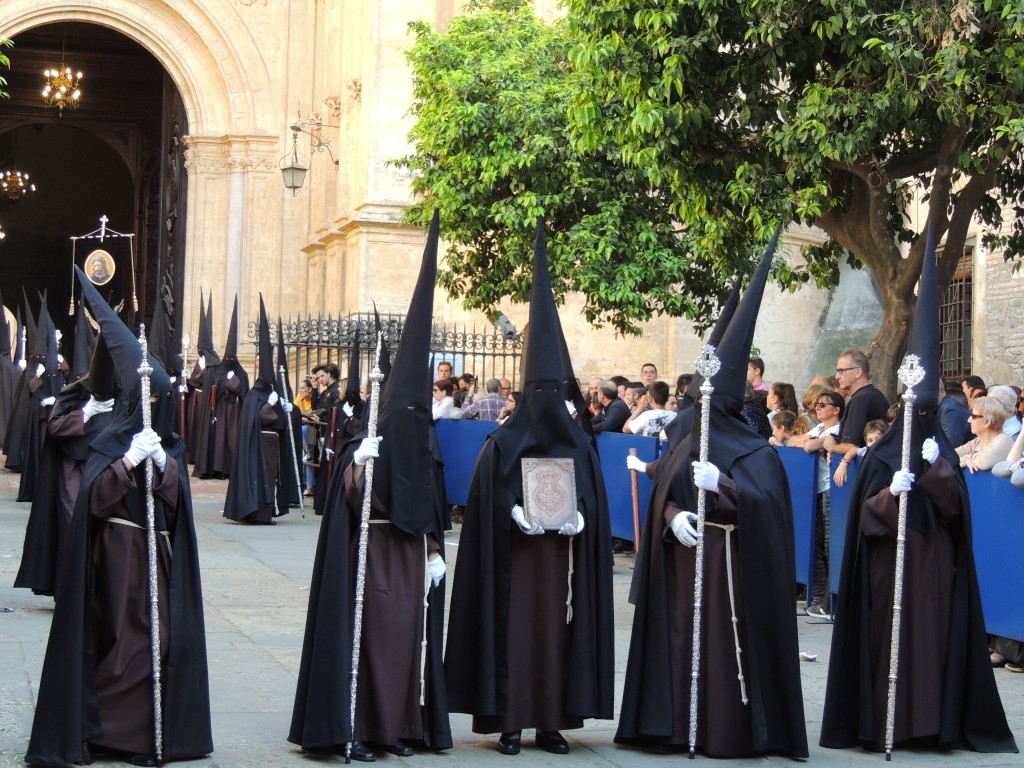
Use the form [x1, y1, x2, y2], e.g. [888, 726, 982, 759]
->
[0, 170, 36, 202]
[43, 64, 83, 114]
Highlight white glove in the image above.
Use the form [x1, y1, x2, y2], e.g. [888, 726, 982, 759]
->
[226, 370, 235, 380]
[565, 400, 577, 417]
[353, 436, 382, 466]
[670, 511, 700, 547]
[427, 555, 446, 587]
[17, 359, 26, 371]
[40, 396, 56, 407]
[124, 429, 159, 468]
[626, 455, 646, 473]
[57, 354, 64, 364]
[342, 402, 354, 418]
[559, 511, 586, 536]
[35, 363, 45, 378]
[325, 447, 334, 459]
[149, 431, 168, 473]
[197, 356, 206, 370]
[55, 330, 62, 342]
[178, 384, 187, 394]
[511, 504, 544, 535]
[922, 437, 939, 464]
[82, 396, 114, 422]
[889, 470, 915, 496]
[268, 391, 279, 406]
[283, 400, 293, 413]
[693, 460, 721, 493]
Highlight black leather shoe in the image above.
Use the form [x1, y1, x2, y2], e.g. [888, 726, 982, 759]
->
[536, 731, 569, 754]
[497, 732, 522, 755]
[380, 742, 414, 757]
[344, 741, 377, 762]
[123, 755, 157, 767]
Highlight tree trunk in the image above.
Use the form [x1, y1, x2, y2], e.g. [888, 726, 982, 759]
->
[863, 293, 914, 403]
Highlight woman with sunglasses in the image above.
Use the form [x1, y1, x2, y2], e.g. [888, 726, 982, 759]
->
[955, 396, 1013, 473]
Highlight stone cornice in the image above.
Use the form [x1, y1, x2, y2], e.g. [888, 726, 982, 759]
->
[183, 134, 280, 174]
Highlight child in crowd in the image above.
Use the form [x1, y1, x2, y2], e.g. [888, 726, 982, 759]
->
[833, 419, 887, 487]
[769, 410, 802, 447]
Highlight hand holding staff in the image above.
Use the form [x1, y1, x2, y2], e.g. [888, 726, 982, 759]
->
[884, 354, 925, 760]
[629, 448, 641, 555]
[347, 332, 385, 764]
[137, 325, 164, 765]
[689, 344, 720, 759]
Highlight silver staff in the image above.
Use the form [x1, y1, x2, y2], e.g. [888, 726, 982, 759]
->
[689, 344, 720, 759]
[884, 354, 925, 760]
[138, 325, 164, 765]
[346, 332, 384, 764]
[280, 364, 305, 518]
[19, 326, 26, 368]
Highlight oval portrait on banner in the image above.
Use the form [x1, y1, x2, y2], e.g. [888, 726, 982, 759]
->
[85, 249, 115, 286]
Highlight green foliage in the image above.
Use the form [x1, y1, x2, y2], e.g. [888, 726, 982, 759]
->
[567, 0, 1024, 284]
[396, 0, 771, 334]
[0, 38, 12, 99]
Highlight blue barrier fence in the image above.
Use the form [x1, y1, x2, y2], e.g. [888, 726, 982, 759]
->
[435, 420, 1024, 641]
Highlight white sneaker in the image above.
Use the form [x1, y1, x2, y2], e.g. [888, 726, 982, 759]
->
[806, 603, 831, 620]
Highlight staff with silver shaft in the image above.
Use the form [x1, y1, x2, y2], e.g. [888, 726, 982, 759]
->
[280, 364, 305, 518]
[346, 332, 385, 764]
[883, 355, 925, 760]
[688, 345, 720, 759]
[137, 326, 164, 765]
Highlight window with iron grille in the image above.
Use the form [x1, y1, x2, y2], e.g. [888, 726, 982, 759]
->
[939, 245, 973, 380]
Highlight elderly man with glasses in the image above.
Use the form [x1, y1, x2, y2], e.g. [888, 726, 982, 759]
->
[823, 349, 890, 461]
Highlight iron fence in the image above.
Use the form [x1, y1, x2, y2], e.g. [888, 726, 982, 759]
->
[246, 311, 523, 395]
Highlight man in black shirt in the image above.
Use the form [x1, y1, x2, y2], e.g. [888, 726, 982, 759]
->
[823, 349, 890, 458]
[591, 380, 630, 433]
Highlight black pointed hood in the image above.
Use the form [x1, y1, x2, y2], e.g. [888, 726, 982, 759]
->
[0, 291, 11, 359]
[373, 302, 393, 386]
[71, 301, 97, 381]
[372, 209, 440, 537]
[254, 295, 275, 392]
[14, 307, 24, 363]
[491, 219, 592, 489]
[906, 222, 941, 411]
[344, 330, 361, 404]
[148, 283, 183, 376]
[75, 266, 175, 452]
[199, 291, 220, 366]
[275, 317, 293, 400]
[663, 281, 742, 446]
[22, 288, 36, 360]
[223, 295, 239, 363]
[38, 304, 63, 399]
[85, 332, 118, 401]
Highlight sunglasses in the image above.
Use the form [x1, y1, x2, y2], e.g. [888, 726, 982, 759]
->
[814, 401, 837, 409]
[969, 413, 985, 420]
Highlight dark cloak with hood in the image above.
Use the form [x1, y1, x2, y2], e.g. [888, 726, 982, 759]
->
[275, 316, 302, 508]
[4, 290, 40, 470]
[191, 293, 223, 478]
[26, 267, 212, 766]
[17, 300, 64, 502]
[71, 300, 97, 382]
[210, 295, 248, 476]
[15, 332, 122, 597]
[820, 224, 1016, 754]
[0, 293, 21, 443]
[444, 219, 615, 729]
[290, 209, 452, 751]
[615, 225, 808, 758]
[224, 296, 288, 524]
[312, 331, 364, 515]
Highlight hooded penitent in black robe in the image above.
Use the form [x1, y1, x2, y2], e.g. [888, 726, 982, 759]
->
[5, 293, 41, 471]
[191, 293, 222, 478]
[26, 268, 212, 766]
[210, 298, 247, 477]
[445, 221, 615, 737]
[15, 335, 121, 598]
[290, 211, 452, 753]
[17, 306, 64, 502]
[275, 317, 302, 509]
[224, 297, 287, 525]
[0, 294, 21, 442]
[616, 225, 807, 758]
[820, 224, 1016, 754]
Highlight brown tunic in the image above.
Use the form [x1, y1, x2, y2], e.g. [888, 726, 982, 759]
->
[48, 409, 88, 584]
[345, 464, 440, 745]
[212, 376, 242, 476]
[90, 458, 180, 755]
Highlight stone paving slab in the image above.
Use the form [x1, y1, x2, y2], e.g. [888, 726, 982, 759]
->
[1, 473, 1022, 767]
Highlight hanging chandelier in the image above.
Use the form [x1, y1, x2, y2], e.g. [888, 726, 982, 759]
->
[0, 223, 6, 242]
[0, 170, 36, 202]
[43, 64, 83, 114]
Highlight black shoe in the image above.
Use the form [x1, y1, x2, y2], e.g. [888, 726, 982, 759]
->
[345, 741, 377, 762]
[536, 731, 569, 754]
[376, 742, 414, 757]
[497, 732, 521, 755]
[123, 755, 157, 767]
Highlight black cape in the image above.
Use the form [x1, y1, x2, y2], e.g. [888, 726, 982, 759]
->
[223, 387, 286, 522]
[25, 440, 213, 766]
[820, 411, 1016, 753]
[190, 364, 221, 478]
[288, 434, 452, 750]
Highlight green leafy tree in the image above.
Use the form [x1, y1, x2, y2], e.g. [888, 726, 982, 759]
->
[567, 0, 1024, 395]
[0, 38, 12, 99]
[397, 0, 777, 334]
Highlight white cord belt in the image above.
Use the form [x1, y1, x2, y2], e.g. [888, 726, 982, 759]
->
[105, 516, 172, 555]
[705, 521, 747, 705]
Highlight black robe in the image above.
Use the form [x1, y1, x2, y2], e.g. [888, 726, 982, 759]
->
[615, 441, 808, 757]
[16, 375, 57, 502]
[820, 435, 1016, 753]
[223, 388, 285, 524]
[25, 440, 212, 766]
[3, 363, 34, 470]
[289, 435, 452, 750]
[444, 436, 615, 730]
[211, 365, 248, 477]
[0, 353, 19, 442]
[190, 364, 221, 478]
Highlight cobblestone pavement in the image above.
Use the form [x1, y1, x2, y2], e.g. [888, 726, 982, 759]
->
[1, 470, 1022, 767]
